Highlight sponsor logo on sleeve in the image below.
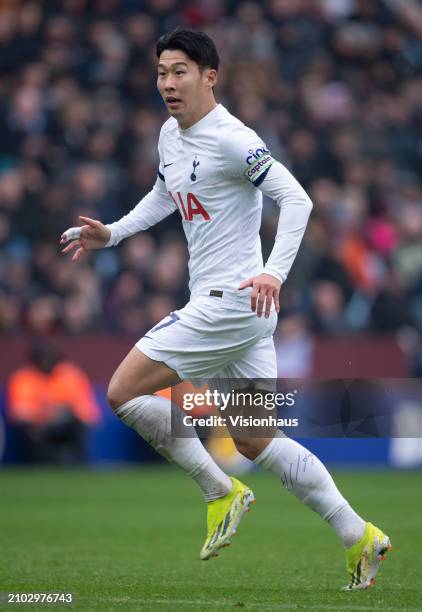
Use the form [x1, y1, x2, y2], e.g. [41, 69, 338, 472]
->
[245, 146, 271, 165]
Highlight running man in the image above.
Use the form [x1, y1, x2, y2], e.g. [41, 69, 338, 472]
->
[60, 28, 391, 590]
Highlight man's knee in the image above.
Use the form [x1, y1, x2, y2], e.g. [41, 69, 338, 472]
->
[107, 347, 179, 412]
[107, 378, 136, 412]
[232, 438, 263, 461]
[106, 381, 122, 412]
[233, 437, 274, 460]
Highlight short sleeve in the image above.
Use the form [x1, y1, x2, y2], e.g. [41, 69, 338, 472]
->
[219, 124, 275, 187]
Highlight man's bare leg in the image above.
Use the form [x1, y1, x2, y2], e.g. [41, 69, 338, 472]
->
[107, 347, 232, 501]
[108, 347, 180, 404]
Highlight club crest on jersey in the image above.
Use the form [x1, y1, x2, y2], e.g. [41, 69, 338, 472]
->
[190, 157, 200, 181]
[168, 191, 210, 222]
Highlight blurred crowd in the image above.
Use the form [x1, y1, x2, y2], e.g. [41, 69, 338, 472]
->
[0, 0, 421, 352]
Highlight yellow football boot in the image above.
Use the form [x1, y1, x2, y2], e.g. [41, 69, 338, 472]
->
[200, 477, 255, 560]
[343, 522, 392, 590]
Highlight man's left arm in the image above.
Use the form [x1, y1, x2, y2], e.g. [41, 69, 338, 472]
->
[239, 161, 313, 318]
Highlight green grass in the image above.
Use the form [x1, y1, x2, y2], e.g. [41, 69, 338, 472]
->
[0, 467, 421, 611]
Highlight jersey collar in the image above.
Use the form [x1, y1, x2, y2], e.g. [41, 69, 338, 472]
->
[178, 103, 223, 136]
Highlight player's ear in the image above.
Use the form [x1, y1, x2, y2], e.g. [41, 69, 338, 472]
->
[204, 68, 218, 89]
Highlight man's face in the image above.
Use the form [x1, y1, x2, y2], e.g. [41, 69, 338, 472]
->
[157, 50, 215, 124]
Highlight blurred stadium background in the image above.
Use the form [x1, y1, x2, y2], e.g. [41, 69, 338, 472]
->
[0, 0, 422, 470]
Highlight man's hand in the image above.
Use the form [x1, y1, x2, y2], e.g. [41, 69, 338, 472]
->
[238, 273, 281, 318]
[60, 216, 111, 261]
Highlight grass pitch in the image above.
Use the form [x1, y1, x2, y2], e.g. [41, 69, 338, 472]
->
[1, 467, 421, 611]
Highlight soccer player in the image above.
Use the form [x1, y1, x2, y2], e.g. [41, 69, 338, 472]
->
[61, 28, 391, 590]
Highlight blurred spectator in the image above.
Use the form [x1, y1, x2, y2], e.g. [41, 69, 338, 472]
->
[0, 0, 420, 339]
[7, 342, 101, 464]
[275, 314, 314, 377]
[311, 280, 351, 335]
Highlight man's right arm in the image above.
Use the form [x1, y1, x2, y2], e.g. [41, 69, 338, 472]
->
[61, 164, 176, 260]
[107, 132, 176, 245]
[105, 173, 176, 246]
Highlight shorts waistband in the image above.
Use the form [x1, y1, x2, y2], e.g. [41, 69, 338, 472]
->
[205, 288, 253, 309]
[191, 289, 277, 313]
[190, 288, 252, 306]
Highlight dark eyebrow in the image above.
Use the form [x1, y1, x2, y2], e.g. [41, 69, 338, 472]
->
[157, 62, 188, 69]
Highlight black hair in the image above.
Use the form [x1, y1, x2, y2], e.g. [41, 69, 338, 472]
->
[156, 27, 219, 71]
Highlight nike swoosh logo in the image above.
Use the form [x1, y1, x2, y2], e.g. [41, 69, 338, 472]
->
[164, 162, 174, 168]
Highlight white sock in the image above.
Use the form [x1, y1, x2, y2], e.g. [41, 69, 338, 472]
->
[254, 437, 366, 547]
[115, 395, 232, 502]
[327, 504, 366, 549]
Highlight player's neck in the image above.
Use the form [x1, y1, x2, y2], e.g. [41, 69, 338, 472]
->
[178, 99, 218, 130]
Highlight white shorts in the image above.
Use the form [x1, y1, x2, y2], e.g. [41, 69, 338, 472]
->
[136, 290, 277, 382]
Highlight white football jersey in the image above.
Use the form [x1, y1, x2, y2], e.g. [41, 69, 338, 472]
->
[156, 104, 273, 296]
[106, 103, 312, 296]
